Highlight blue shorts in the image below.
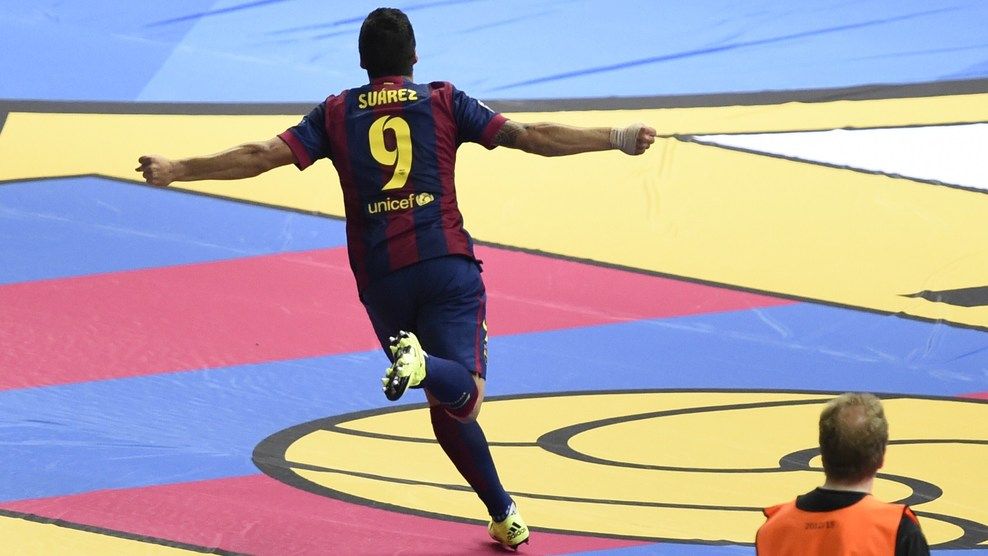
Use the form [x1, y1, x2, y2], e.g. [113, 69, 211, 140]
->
[360, 255, 488, 379]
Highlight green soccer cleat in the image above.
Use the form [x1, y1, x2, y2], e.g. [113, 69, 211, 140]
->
[381, 331, 427, 401]
[488, 503, 530, 550]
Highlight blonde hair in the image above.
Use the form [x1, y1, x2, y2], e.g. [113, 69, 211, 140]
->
[819, 393, 888, 482]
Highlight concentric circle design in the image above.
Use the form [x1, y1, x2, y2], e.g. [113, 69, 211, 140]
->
[254, 390, 988, 548]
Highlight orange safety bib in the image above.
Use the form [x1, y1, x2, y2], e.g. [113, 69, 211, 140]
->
[756, 494, 909, 555]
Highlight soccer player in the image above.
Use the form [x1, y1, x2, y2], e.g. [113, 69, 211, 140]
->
[137, 7, 656, 549]
[755, 393, 929, 555]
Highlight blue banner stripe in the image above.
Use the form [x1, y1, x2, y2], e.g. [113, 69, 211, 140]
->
[0, 176, 345, 284]
[1, 302, 982, 502]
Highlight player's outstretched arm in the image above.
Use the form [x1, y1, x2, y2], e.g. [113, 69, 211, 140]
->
[136, 137, 295, 187]
[492, 120, 656, 157]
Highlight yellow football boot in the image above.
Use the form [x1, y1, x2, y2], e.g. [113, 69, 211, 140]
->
[488, 503, 529, 550]
[381, 330, 427, 401]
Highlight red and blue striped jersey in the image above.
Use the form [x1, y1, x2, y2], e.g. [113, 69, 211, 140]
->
[279, 76, 507, 291]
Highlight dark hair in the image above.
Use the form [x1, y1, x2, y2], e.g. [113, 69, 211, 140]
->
[359, 8, 416, 78]
[819, 393, 889, 483]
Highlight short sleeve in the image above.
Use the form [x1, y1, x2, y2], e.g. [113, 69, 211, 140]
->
[451, 87, 507, 150]
[278, 102, 331, 170]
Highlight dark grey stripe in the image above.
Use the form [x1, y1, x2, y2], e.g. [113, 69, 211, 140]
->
[0, 100, 310, 115]
[2, 77, 987, 115]
[487, 77, 988, 112]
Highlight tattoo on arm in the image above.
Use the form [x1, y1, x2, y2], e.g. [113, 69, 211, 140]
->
[492, 120, 527, 148]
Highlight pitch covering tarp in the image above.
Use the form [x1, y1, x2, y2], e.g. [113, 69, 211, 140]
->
[1, 1, 987, 554]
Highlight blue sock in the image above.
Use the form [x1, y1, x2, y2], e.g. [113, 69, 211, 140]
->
[430, 406, 513, 519]
[421, 354, 478, 416]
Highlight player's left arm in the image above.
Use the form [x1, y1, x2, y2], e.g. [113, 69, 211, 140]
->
[492, 120, 656, 157]
[136, 136, 295, 187]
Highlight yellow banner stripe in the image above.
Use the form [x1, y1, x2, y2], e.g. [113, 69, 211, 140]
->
[2, 92, 986, 327]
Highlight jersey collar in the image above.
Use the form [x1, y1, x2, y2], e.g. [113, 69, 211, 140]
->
[370, 75, 410, 87]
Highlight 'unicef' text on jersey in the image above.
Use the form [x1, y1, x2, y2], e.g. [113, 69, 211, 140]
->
[367, 192, 435, 215]
[358, 88, 419, 109]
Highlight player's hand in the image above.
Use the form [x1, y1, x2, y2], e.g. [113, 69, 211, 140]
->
[634, 125, 657, 155]
[135, 155, 177, 186]
[610, 123, 657, 155]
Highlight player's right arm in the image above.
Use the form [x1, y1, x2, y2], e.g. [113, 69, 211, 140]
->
[136, 136, 295, 187]
[492, 120, 656, 157]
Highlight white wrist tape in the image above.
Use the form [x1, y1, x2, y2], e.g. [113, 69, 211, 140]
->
[609, 123, 644, 155]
